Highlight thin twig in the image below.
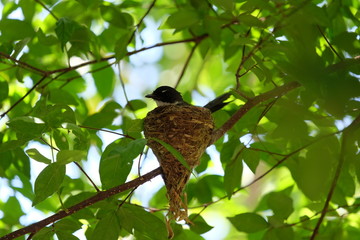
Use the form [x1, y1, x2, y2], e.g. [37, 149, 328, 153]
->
[174, 41, 200, 89]
[128, 0, 157, 44]
[0, 52, 47, 75]
[117, 63, 136, 118]
[317, 25, 343, 61]
[0, 75, 48, 119]
[78, 125, 135, 140]
[34, 0, 58, 20]
[118, 187, 137, 209]
[73, 162, 100, 192]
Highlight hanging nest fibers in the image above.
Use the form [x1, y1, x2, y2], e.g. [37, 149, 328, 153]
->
[144, 105, 214, 222]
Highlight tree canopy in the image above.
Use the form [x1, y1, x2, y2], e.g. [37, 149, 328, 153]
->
[0, 0, 360, 239]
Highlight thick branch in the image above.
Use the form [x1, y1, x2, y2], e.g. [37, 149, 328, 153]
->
[211, 81, 301, 144]
[0, 168, 162, 240]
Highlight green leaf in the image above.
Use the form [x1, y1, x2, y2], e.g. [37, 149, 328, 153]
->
[164, 10, 200, 29]
[0, 81, 9, 102]
[33, 227, 54, 240]
[238, 14, 265, 28]
[100, 138, 146, 189]
[11, 37, 31, 59]
[0, 19, 35, 41]
[224, 157, 243, 198]
[195, 152, 210, 173]
[189, 214, 213, 234]
[55, 17, 79, 49]
[125, 99, 147, 111]
[150, 137, 191, 172]
[267, 192, 294, 220]
[53, 129, 69, 150]
[242, 149, 260, 173]
[42, 104, 76, 128]
[26, 148, 51, 164]
[37, 28, 58, 45]
[220, 138, 242, 164]
[2, 1, 18, 18]
[122, 117, 143, 138]
[91, 62, 115, 99]
[56, 231, 80, 240]
[7, 117, 48, 140]
[1, 196, 24, 226]
[100, 5, 134, 29]
[90, 211, 120, 240]
[57, 150, 86, 164]
[13, 148, 31, 178]
[54, 218, 82, 233]
[209, 0, 234, 11]
[49, 89, 78, 105]
[114, 32, 131, 61]
[33, 162, 66, 206]
[292, 137, 339, 201]
[263, 227, 294, 240]
[82, 101, 122, 128]
[117, 204, 167, 239]
[228, 213, 269, 233]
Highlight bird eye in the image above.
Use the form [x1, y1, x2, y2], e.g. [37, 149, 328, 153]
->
[161, 90, 167, 93]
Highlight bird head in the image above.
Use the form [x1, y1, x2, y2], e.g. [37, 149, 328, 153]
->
[146, 86, 185, 106]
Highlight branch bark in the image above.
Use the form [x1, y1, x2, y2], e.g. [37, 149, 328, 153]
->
[211, 81, 301, 144]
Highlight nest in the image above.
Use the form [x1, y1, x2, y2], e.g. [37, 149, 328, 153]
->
[144, 105, 214, 221]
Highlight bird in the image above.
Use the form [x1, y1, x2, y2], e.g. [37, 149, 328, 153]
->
[145, 86, 231, 112]
[143, 86, 231, 224]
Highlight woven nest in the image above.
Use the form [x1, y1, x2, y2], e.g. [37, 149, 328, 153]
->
[144, 105, 214, 221]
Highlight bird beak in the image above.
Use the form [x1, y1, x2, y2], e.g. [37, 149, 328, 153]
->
[145, 94, 156, 99]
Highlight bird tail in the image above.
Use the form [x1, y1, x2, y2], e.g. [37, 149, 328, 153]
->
[203, 92, 232, 113]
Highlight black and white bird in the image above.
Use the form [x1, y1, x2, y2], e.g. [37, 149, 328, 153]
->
[145, 86, 231, 112]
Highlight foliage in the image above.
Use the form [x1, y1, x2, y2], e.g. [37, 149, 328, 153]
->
[0, 0, 360, 239]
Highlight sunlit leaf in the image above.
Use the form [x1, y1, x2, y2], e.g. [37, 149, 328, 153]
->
[26, 148, 51, 164]
[117, 204, 167, 239]
[0, 19, 35, 40]
[57, 150, 86, 164]
[90, 211, 120, 240]
[228, 213, 269, 233]
[100, 138, 146, 189]
[267, 192, 294, 220]
[55, 17, 79, 49]
[92, 62, 115, 99]
[164, 10, 200, 29]
[189, 214, 213, 234]
[33, 162, 65, 206]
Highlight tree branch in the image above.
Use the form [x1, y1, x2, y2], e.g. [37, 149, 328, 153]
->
[211, 81, 301, 144]
[174, 41, 200, 89]
[0, 167, 162, 240]
[0, 75, 48, 119]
